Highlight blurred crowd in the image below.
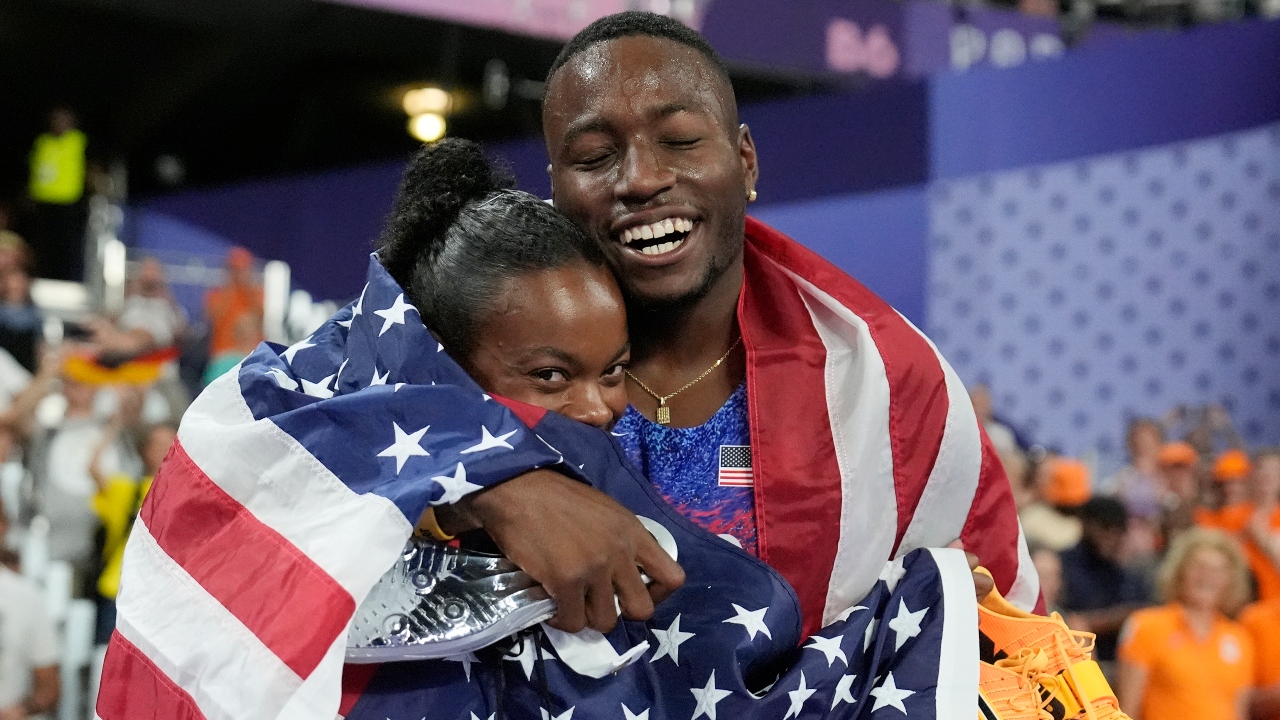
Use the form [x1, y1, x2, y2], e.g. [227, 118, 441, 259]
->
[0, 110, 267, 716]
[976, 383, 1280, 720]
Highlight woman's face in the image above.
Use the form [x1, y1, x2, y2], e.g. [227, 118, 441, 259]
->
[466, 263, 630, 431]
[1179, 546, 1232, 612]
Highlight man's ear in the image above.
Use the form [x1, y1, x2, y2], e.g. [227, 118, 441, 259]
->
[738, 124, 759, 192]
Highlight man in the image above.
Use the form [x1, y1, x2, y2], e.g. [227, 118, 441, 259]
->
[0, 498, 60, 720]
[446, 11, 1035, 638]
[1060, 497, 1150, 668]
[27, 107, 87, 282]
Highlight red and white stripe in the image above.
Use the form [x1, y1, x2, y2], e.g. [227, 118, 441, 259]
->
[96, 370, 412, 720]
[740, 217, 1039, 637]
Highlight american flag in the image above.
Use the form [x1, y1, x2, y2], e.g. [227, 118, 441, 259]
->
[95, 217, 1035, 719]
[717, 445, 753, 487]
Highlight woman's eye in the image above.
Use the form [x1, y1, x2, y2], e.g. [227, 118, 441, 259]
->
[603, 363, 626, 379]
[533, 368, 569, 383]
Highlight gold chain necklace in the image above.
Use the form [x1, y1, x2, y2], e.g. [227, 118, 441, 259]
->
[625, 337, 742, 425]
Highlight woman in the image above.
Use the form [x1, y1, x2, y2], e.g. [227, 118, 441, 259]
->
[1118, 528, 1254, 720]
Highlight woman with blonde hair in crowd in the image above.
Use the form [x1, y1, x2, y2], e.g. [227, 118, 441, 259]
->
[1117, 528, 1254, 720]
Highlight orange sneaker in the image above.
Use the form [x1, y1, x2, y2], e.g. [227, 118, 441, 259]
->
[975, 569, 1132, 720]
[978, 653, 1063, 720]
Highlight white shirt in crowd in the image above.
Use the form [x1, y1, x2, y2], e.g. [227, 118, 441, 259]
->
[0, 565, 58, 715]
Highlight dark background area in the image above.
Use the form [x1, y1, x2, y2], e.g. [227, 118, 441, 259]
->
[0, 0, 831, 202]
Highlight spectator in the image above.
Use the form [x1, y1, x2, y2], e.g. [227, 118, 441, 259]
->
[1030, 542, 1065, 615]
[1241, 595, 1280, 720]
[1020, 454, 1087, 552]
[0, 252, 42, 373]
[1061, 496, 1150, 666]
[1104, 418, 1166, 519]
[1198, 449, 1280, 602]
[1246, 449, 1280, 600]
[203, 246, 263, 385]
[91, 258, 186, 358]
[970, 383, 1020, 457]
[36, 368, 141, 586]
[27, 107, 87, 282]
[1156, 441, 1201, 544]
[1118, 528, 1254, 720]
[89, 414, 175, 644]
[0, 497, 60, 720]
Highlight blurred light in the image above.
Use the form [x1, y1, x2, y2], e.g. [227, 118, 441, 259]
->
[154, 154, 185, 186]
[263, 260, 291, 344]
[402, 87, 452, 116]
[482, 59, 510, 111]
[408, 112, 447, 143]
[103, 237, 127, 312]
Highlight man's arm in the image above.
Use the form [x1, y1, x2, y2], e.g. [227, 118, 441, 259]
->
[960, 426, 1043, 612]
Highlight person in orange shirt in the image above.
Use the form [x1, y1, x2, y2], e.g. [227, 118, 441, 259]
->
[1118, 528, 1254, 720]
[203, 246, 264, 384]
[1240, 597, 1280, 719]
[1199, 449, 1280, 601]
[1156, 442, 1200, 542]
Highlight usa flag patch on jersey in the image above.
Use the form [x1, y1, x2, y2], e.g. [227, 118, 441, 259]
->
[718, 444, 754, 487]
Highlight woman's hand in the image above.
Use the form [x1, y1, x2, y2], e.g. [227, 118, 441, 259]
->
[450, 468, 686, 633]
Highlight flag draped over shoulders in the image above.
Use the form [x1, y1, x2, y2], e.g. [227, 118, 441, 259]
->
[739, 217, 1039, 636]
[95, 218, 1033, 719]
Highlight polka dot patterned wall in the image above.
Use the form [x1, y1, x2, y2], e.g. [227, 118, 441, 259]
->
[928, 122, 1280, 476]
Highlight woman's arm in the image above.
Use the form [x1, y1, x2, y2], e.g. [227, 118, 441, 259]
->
[1117, 660, 1148, 720]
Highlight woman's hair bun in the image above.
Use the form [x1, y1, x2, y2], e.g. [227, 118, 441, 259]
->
[379, 138, 515, 282]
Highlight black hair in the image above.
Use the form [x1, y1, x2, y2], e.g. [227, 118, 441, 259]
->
[546, 11, 731, 89]
[377, 138, 607, 361]
[1077, 496, 1128, 530]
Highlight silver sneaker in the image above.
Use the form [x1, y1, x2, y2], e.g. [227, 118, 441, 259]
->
[346, 536, 556, 662]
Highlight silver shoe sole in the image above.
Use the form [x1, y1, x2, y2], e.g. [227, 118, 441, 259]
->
[347, 536, 556, 662]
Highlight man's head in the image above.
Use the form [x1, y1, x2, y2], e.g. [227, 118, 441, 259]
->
[1125, 418, 1164, 463]
[50, 107, 76, 136]
[542, 12, 758, 312]
[1077, 496, 1128, 562]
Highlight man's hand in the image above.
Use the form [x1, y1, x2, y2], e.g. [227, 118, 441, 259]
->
[948, 540, 994, 602]
[451, 469, 685, 633]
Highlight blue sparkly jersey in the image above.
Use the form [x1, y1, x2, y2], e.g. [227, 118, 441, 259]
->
[612, 383, 758, 555]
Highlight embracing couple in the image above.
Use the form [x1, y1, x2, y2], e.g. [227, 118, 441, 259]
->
[96, 12, 1065, 720]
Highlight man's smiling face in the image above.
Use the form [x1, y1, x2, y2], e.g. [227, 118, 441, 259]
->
[542, 35, 758, 311]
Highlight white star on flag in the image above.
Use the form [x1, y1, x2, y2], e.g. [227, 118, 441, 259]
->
[460, 426, 518, 454]
[690, 670, 732, 720]
[870, 673, 914, 714]
[864, 618, 878, 652]
[540, 708, 574, 720]
[804, 634, 847, 667]
[377, 422, 430, 473]
[470, 714, 494, 720]
[432, 462, 483, 505]
[650, 614, 695, 666]
[831, 673, 857, 710]
[370, 368, 389, 386]
[300, 374, 335, 399]
[621, 704, 649, 720]
[723, 604, 771, 641]
[784, 672, 816, 719]
[334, 358, 349, 384]
[887, 599, 927, 650]
[266, 368, 298, 391]
[281, 337, 316, 365]
[373, 293, 417, 336]
[446, 652, 477, 681]
[835, 605, 869, 623]
[879, 557, 907, 592]
[337, 284, 367, 328]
